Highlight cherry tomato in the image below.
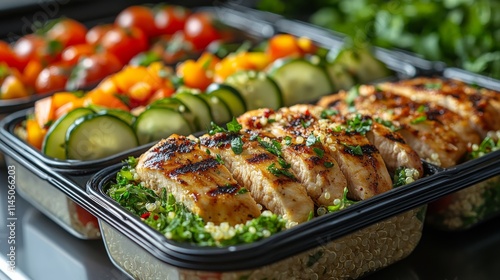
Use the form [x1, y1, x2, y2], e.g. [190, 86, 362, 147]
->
[13, 34, 63, 65]
[86, 24, 114, 45]
[99, 26, 149, 65]
[183, 13, 221, 51]
[35, 63, 72, 93]
[66, 52, 122, 90]
[176, 59, 212, 91]
[0, 41, 26, 71]
[154, 5, 189, 35]
[115, 5, 158, 38]
[149, 32, 193, 64]
[45, 18, 88, 48]
[61, 43, 95, 66]
[266, 34, 302, 61]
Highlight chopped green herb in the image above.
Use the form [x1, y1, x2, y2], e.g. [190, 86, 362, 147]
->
[411, 115, 427, 124]
[327, 187, 356, 212]
[320, 109, 338, 119]
[267, 163, 296, 179]
[424, 83, 442, 90]
[215, 154, 224, 164]
[227, 117, 242, 133]
[416, 105, 426, 113]
[307, 211, 314, 221]
[268, 118, 276, 123]
[469, 136, 500, 159]
[343, 143, 363, 156]
[345, 85, 360, 107]
[375, 117, 399, 132]
[258, 138, 283, 158]
[301, 119, 313, 128]
[313, 147, 324, 158]
[237, 188, 249, 195]
[231, 136, 244, 155]
[205, 149, 211, 155]
[306, 134, 319, 147]
[324, 161, 334, 168]
[284, 136, 292, 145]
[345, 114, 372, 135]
[209, 122, 226, 135]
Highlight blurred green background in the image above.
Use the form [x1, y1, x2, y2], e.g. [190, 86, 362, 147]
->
[255, 0, 500, 79]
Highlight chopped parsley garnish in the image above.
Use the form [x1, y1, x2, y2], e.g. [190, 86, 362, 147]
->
[301, 119, 313, 128]
[324, 161, 334, 168]
[411, 115, 427, 124]
[424, 83, 442, 90]
[205, 149, 211, 155]
[328, 187, 356, 213]
[345, 114, 372, 135]
[226, 117, 242, 133]
[345, 85, 360, 107]
[267, 163, 296, 179]
[284, 136, 292, 145]
[375, 117, 399, 132]
[313, 147, 324, 158]
[107, 161, 287, 246]
[215, 154, 224, 164]
[416, 104, 426, 113]
[320, 109, 338, 119]
[393, 167, 408, 187]
[231, 136, 244, 155]
[258, 137, 283, 158]
[306, 134, 319, 147]
[343, 143, 363, 156]
[209, 122, 227, 135]
[469, 136, 500, 159]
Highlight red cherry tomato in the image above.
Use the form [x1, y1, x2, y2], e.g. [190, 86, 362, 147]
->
[99, 26, 149, 65]
[115, 5, 158, 38]
[13, 34, 62, 65]
[0, 41, 26, 71]
[183, 13, 221, 51]
[61, 43, 95, 66]
[45, 18, 88, 48]
[86, 24, 114, 45]
[35, 63, 72, 93]
[154, 5, 189, 35]
[66, 52, 123, 90]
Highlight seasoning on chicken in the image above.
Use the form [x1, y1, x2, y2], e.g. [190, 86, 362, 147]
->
[199, 132, 315, 225]
[135, 134, 261, 226]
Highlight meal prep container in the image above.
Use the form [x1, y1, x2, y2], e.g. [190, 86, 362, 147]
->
[0, 3, 418, 240]
[86, 153, 500, 280]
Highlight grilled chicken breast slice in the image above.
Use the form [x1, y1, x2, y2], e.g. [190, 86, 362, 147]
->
[200, 132, 314, 225]
[136, 134, 261, 226]
[238, 110, 348, 206]
[268, 105, 393, 200]
[319, 87, 471, 167]
[377, 78, 500, 137]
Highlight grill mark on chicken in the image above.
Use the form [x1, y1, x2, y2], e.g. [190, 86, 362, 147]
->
[246, 153, 273, 164]
[136, 135, 261, 226]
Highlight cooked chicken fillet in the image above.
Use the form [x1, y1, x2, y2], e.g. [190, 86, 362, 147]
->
[136, 134, 261, 226]
[377, 78, 500, 137]
[237, 110, 348, 206]
[319, 86, 471, 167]
[199, 133, 314, 224]
[246, 105, 393, 200]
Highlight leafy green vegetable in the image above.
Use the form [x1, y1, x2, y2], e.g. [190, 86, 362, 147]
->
[345, 114, 372, 135]
[469, 136, 500, 159]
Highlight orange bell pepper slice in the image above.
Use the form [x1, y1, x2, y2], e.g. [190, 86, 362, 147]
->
[26, 119, 47, 150]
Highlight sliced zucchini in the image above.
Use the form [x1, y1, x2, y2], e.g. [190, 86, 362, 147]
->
[134, 107, 192, 145]
[42, 107, 94, 160]
[329, 46, 392, 84]
[206, 83, 246, 117]
[174, 91, 213, 131]
[224, 70, 282, 110]
[148, 97, 196, 132]
[268, 59, 333, 106]
[198, 94, 232, 125]
[66, 114, 138, 160]
[326, 62, 356, 91]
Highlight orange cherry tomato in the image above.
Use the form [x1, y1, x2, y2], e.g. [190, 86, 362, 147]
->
[183, 13, 221, 51]
[115, 5, 159, 38]
[266, 34, 302, 61]
[176, 59, 212, 91]
[99, 26, 149, 65]
[45, 18, 88, 49]
[61, 44, 95, 66]
[154, 5, 190, 35]
[84, 89, 129, 111]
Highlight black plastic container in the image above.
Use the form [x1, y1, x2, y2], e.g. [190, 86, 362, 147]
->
[85, 153, 500, 279]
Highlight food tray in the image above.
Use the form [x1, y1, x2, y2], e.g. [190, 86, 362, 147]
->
[86, 153, 500, 279]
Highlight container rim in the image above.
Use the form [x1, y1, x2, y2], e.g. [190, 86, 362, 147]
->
[86, 152, 500, 271]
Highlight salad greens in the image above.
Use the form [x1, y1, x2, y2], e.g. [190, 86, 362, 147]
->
[256, 0, 500, 79]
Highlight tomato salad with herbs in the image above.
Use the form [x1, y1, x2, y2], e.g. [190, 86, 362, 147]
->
[0, 4, 231, 100]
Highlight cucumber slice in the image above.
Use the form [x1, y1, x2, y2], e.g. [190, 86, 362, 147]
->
[326, 63, 356, 91]
[42, 107, 94, 160]
[268, 59, 333, 106]
[206, 83, 246, 117]
[224, 70, 282, 111]
[134, 107, 192, 145]
[148, 97, 196, 132]
[88, 105, 136, 126]
[174, 91, 213, 131]
[330, 46, 392, 84]
[198, 94, 232, 125]
[66, 114, 138, 160]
